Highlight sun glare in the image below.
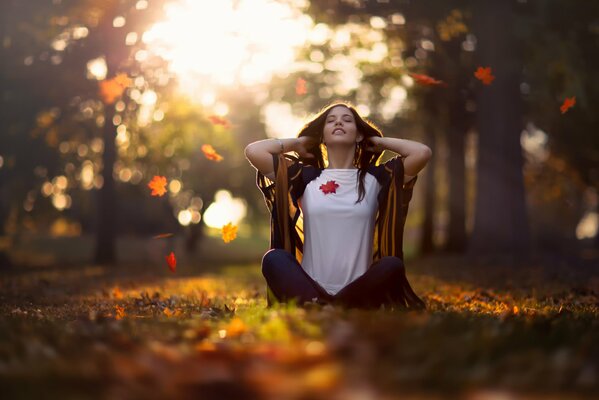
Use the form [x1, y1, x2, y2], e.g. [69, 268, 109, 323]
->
[143, 0, 312, 103]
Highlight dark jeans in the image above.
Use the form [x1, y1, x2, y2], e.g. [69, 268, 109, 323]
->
[261, 248, 408, 309]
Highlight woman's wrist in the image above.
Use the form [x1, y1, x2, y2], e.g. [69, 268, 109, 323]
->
[272, 138, 285, 153]
[278, 138, 300, 153]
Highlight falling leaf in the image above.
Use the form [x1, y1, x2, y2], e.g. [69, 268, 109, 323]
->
[409, 73, 446, 86]
[201, 144, 224, 162]
[474, 66, 495, 85]
[208, 115, 230, 128]
[222, 222, 238, 243]
[320, 180, 339, 195]
[114, 305, 125, 320]
[166, 251, 176, 272]
[296, 78, 307, 95]
[437, 9, 468, 41]
[99, 73, 131, 104]
[153, 233, 174, 239]
[560, 96, 576, 114]
[148, 176, 168, 197]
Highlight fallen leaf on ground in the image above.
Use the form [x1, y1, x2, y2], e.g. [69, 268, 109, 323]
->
[114, 305, 125, 320]
[226, 317, 248, 337]
[163, 307, 181, 317]
[112, 287, 124, 299]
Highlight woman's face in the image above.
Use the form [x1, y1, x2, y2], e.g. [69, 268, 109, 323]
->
[322, 105, 363, 146]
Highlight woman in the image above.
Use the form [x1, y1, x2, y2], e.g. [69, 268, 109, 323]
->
[244, 101, 431, 309]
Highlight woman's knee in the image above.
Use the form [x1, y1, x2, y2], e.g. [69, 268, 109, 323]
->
[261, 249, 290, 277]
[377, 256, 405, 276]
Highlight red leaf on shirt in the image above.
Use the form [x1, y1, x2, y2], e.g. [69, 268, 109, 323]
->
[320, 180, 339, 195]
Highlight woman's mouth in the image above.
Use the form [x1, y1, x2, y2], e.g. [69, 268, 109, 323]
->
[333, 128, 345, 135]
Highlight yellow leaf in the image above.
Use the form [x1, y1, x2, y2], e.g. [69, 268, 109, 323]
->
[222, 222, 238, 243]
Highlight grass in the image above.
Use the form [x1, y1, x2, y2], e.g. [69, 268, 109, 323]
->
[0, 251, 598, 399]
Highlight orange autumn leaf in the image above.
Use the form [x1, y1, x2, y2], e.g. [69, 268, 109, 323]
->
[409, 73, 446, 86]
[560, 96, 576, 114]
[166, 251, 176, 272]
[114, 305, 125, 320]
[201, 144, 224, 162]
[99, 73, 131, 104]
[163, 307, 181, 317]
[296, 78, 307, 95]
[112, 287, 124, 299]
[208, 115, 231, 128]
[222, 222, 238, 243]
[225, 317, 248, 337]
[148, 176, 168, 197]
[474, 66, 495, 85]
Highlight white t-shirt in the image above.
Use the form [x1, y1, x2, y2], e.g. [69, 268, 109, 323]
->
[299, 168, 382, 295]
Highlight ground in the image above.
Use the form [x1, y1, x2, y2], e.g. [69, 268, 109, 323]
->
[0, 248, 598, 400]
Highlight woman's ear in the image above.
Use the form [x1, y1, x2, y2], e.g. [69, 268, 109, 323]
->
[357, 133, 364, 143]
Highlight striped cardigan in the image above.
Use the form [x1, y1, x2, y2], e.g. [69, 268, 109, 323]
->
[256, 152, 425, 308]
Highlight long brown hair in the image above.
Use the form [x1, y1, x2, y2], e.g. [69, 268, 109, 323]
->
[296, 101, 384, 203]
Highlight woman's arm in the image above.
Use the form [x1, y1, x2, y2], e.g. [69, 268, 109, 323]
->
[244, 138, 304, 180]
[365, 137, 432, 180]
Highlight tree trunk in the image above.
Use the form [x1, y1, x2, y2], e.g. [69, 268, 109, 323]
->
[469, 0, 530, 259]
[444, 59, 469, 253]
[0, 0, 13, 269]
[419, 92, 437, 255]
[94, 99, 117, 264]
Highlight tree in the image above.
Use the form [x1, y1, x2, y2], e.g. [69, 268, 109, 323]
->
[468, 0, 530, 259]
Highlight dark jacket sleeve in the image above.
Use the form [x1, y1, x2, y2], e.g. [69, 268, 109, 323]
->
[256, 153, 303, 251]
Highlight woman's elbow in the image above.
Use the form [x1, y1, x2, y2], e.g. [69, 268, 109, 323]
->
[420, 145, 432, 162]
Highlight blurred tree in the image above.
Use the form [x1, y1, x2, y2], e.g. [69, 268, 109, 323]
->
[0, 0, 66, 267]
[469, 0, 530, 259]
[521, 0, 599, 252]
[1, 0, 236, 266]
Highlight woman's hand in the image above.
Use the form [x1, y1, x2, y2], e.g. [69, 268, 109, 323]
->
[294, 136, 318, 158]
[362, 136, 386, 153]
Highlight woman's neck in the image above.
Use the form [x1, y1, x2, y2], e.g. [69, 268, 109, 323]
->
[325, 146, 357, 169]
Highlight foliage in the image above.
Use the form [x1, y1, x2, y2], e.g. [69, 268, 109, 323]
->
[0, 258, 597, 399]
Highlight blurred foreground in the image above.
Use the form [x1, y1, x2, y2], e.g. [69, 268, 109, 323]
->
[1, 253, 597, 400]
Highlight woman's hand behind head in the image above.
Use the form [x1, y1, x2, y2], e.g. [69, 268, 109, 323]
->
[295, 136, 319, 159]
